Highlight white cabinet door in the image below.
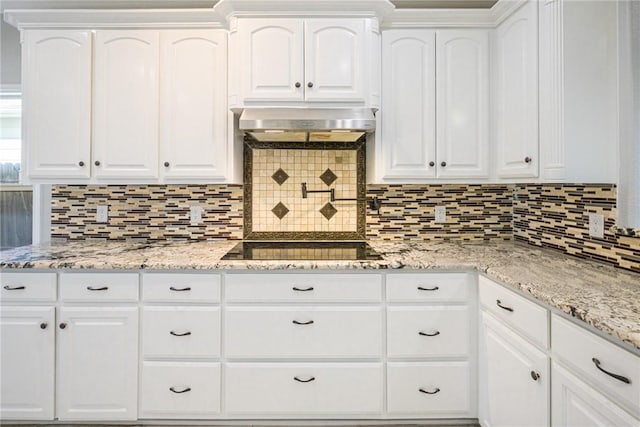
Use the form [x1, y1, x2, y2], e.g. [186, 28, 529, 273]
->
[494, 0, 539, 178]
[239, 19, 304, 102]
[552, 362, 639, 427]
[436, 30, 489, 178]
[160, 30, 228, 181]
[22, 30, 91, 180]
[304, 19, 365, 102]
[57, 306, 138, 420]
[93, 30, 159, 180]
[381, 30, 436, 180]
[479, 311, 549, 427]
[0, 306, 55, 420]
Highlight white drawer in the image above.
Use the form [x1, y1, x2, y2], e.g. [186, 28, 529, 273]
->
[0, 272, 56, 302]
[225, 307, 382, 359]
[387, 362, 471, 416]
[479, 275, 549, 349]
[552, 314, 640, 415]
[225, 273, 382, 302]
[142, 273, 220, 303]
[139, 361, 220, 419]
[59, 273, 138, 302]
[225, 362, 383, 416]
[387, 273, 471, 303]
[387, 306, 470, 358]
[142, 306, 220, 359]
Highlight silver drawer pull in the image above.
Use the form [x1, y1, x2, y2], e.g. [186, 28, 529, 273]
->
[3, 285, 25, 290]
[87, 286, 108, 291]
[170, 331, 192, 337]
[169, 386, 191, 394]
[292, 320, 314, 325]
[419, 387, 440, 395]
[419, 331, 440, 337]
[294, 376, 315, 383]
[169, 286, 191, 292]
[592, 358, 631, 384]
[496, 299, 514, 312]
[417, 286, 439, 291]
[292, 286, 314, 292]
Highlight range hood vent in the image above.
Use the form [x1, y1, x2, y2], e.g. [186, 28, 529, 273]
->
[239, 108, 376, 142]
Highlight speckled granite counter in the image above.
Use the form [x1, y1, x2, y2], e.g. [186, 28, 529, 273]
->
[1, 239, 639, 350]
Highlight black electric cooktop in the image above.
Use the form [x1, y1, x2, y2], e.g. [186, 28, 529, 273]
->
[221, 241, 383, 261]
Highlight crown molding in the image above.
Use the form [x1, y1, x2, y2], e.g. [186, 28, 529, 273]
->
[489, 0, 527, 26]
[3, 8, 225, 29]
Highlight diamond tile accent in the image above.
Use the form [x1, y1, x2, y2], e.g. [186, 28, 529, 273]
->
[271, 202, 290, 220]
[319, 168, 338, 186]
[271, 168, 289, 186]
[319, 202, 338, 220]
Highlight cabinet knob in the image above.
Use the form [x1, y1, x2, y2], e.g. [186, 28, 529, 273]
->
[78, 161, 85, 167]
[94, 160, 101, 166]
[429, 161, 435, 167]
[530, 371, 540, 381]
[164, 161, 170, 167]
[307, 82, 314, 88]
[40, 322, 48, 330]
[440, 161, 447, 167]
[59, 323, 67, 330]
[525, 156, 532, 163]
[295, 82, 301, 88]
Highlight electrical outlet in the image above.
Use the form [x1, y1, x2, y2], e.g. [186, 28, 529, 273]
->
[190, 205, 203, 225]
[588, 213, 604, 238]
[96, 205, 109, 223]
[435, 206, 447, 223]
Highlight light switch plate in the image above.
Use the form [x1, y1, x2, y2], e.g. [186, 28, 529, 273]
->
[96, 205, 108, 223]
[190, 205, 203, 225]
[588, 213, 604, 238]
[435, 206, 447, 223]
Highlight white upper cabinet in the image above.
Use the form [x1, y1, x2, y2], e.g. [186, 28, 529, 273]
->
[380, 30, 436, 180]
[436, 30, 489, 179]
[160, 30, 228, 181]
[22, 30, 92, 180]
[494, 1, 539, 178]
[93, 30, 159, 180]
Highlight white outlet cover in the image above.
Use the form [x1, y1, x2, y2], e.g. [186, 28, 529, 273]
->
[190, 205, 203, 225]
[96, 205, 108, 223]
[588, 213, 604, 238]
[435, 206, 447, 223]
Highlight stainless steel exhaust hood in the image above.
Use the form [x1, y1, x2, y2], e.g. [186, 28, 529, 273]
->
[239, 108, 376, 142]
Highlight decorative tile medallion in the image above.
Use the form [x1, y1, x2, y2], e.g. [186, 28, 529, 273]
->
[271, 168, 289, 186]
[319, 168, 338, 187]
[271, 202, 290, 219]
[319, 202, 338, 220]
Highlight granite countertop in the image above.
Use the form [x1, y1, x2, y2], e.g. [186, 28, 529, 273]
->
[1, 239, 639, 351]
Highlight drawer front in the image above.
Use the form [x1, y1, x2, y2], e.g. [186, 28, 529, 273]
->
[142, 273, 220, 303]
[225, 307, 382, 358]
[142, 307, 220, 359]
[140, 361, 220, 418]
[479, 275, 549, 349]
[225, 274, 382, 302]
[225, 362, 383, 415]
[387, 306, 470, 358]
[386, 273, 471, 303]
[0, 272, 56, 302]
[552, 314, 640, 415]
[387, 362, 471, 416]
[59, 273, 139, 302]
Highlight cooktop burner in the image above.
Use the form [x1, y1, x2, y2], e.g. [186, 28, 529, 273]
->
[221, 241, 383, 261]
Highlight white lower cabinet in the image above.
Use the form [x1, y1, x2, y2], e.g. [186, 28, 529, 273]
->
[56, 306, 139, 421]
[225, 362, 383, 416]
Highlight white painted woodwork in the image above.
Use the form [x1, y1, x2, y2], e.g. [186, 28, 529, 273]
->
[0, 306, 55, 420]
[139, 361, 221, 419]
[238, 19, 304, 102]
[225, 362, 383, 415]
[141, 273, 221, 303]
[93, 30, 159, 180]
[480, 310, 550, 427]
[386, 272, 470, 302]
[494, 1, 539, 178]
[304, 19, 365, 102]
[142, 306, 221, 359]
[552, 362, 640, 427]
[225, 306, 382, 359]
[387, 362, 471, 416]
[436, 30, 489, 178]
[387, 306, 470, 358]
[380, 30, 436, 179]
[479, 275, 549, 349]
[59, 272, 139, 302]
[22, 30, 92, 180]
[57, 306, 138, 420]
[0, 272, 57, 302]
[225, 273, 382, 303]
[160, 30, 228, 181]
[552, 314, 640, 415]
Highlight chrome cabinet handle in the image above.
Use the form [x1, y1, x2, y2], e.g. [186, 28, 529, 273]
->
[170, 331, 192, 337]
[292, 320, 314, 325]
[419, 331, 440, 337]
[307, 82, 314, 88]
[3, 285, 25, 290]
[429, 161, 435, 167]
[59, 323, 67, 329]
[295, 82, 301, 88]
[530, 371, 540, 381]
[294, 376, 315, 383]
[440, 161, 447, 167]
[164, 161, 170, 167]
[79, 161, 85, 167]
[94, 160, 100, 166]
[419, 387, 440, 395]
[169, 386, 191, 394]
[592, 358, 631, 384]
[496, 299, 514, 312]
[417, 286, 439, 291]
[525, 156, 532, 163]
[40, 322, 48, 329]
[292, 286, 314, 292]
[169, 286, 191, 292]
[87, 286, 108, 291]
